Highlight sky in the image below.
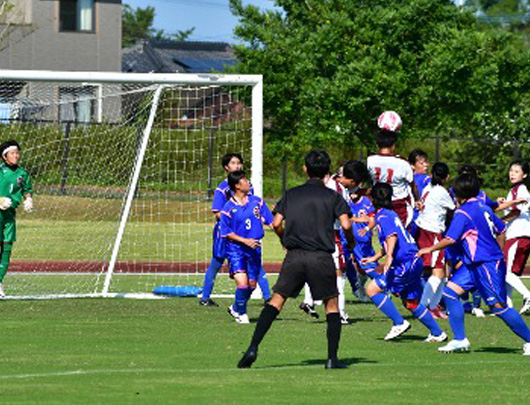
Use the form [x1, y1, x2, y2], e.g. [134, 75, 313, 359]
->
[123, 0, 282, 44]
[123, 0, 463, 44]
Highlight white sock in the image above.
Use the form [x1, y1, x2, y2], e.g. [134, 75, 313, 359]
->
[430, 277, 447, 309]
[337, 274, 346, 317]
[506, 283, 514, 308]
[506, 271, 530, 300]
[420, 275, 441, 308]
[303, 283, 314, 306]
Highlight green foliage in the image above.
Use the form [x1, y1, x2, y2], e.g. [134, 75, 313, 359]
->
[122, 5, 194, 48]
[229, 0, 530, 163]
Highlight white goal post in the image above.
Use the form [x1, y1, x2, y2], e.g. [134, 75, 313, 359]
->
[0, 69, 263, 299]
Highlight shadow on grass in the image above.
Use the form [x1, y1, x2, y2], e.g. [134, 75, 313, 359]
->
[346, 300, 372, 305]
[374, 334, 425, 343]
[257, 357, 377, 369]
[474, 347, 520, 354]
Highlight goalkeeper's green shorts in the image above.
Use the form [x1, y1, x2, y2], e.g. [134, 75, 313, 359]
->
[0, 209, 16, 242]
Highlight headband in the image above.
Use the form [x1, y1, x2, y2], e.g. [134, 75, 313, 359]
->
[2, 146, 18, 157]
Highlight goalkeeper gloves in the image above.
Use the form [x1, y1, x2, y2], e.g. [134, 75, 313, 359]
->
[23, 197, 33, 213]
[0, 197, 12, 211]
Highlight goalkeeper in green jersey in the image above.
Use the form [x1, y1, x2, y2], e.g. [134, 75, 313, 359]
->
[0, 140, 33, 297]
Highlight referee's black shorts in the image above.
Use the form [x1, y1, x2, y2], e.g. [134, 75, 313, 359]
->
[272, 249, 338, 301]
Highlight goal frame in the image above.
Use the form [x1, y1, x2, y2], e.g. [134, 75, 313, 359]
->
[0, 69, 263, 298]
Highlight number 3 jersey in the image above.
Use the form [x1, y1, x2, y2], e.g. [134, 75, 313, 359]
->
[0, 163, 32, 209]
[445, 198, 505, 265]
[220, 195, 274, 242]
[367, 154, 413, 201]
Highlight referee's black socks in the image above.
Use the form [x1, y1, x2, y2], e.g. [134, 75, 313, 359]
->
[326, 312, 342, 361]
[249, 304, 280, 350]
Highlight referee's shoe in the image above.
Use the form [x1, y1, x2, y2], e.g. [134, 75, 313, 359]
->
[325, 358, 348, 369]
[238, 347, 258, 368]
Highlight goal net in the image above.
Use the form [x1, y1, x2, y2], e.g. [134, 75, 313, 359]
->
[0, 70, 263, 298]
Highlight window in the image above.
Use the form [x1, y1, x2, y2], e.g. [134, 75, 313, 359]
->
[59, 87, 95, 123]
[59, 0, 95, 32]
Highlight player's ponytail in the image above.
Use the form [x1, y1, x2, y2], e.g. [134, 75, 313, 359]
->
[431, 162, 449, 186]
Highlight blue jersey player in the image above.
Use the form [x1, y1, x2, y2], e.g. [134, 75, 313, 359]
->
[361, 183, 447, 342]
[343, 193, 377, 302]
[418, 174, 530, 355]
[220, 170, 274, 324]
[200, 153, 271, 306]
[408, 149, 431, 236]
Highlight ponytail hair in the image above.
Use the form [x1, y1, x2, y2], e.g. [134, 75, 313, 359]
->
[431, 162, 450, 186]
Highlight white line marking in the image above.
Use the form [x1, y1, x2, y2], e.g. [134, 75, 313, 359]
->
[0, 359, 524, 380]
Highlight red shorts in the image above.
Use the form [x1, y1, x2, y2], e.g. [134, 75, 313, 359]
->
[416, 227, 445, 269]
[333, 230, 346, 270]
[504, 237, 530, 276]
[392, 197, 412, 227]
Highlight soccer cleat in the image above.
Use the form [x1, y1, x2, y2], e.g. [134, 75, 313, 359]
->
[355, 289, 371, 303]
[299, 302, 319, 319]
[424, 331, 448, 343]
[325, 358, 348, 369]
[341, 314, 351, 325]
[236, 314, 250, 324]
[0, 283, 4, 298]
[471, 307, 486, 318]
[520, 298, 530, 315]
[199, 298, 219, 307]
[227, 305, 240, 321]
[523, 343, 530, 356]
[438, 338, 470, 353]
[238, 347, 258, 368]
[384, 320, 411, 341]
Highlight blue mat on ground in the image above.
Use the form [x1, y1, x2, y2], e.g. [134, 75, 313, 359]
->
[153, 285, 203, 297]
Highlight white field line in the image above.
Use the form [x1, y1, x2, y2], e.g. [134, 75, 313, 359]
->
[0, 359, 522, 380]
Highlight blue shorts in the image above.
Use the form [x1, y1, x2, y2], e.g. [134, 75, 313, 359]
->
[211, 222, 226, 259]
[352, 242, 377, 272]
[449, 263, 476, 292]
[469, 260, 507, 307]
[225, 244, 262, 281]
[375, 257, 424, 300]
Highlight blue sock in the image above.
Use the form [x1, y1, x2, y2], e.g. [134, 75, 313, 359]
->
[472, 291, 482, 308]
[371, 293, 405, 325]
[493, 307, 530, 342]
[257, 267, 271, 300]
[345, 266, 358, 294]
[201, 256, 224, 300]
[235, 287, 248, 315]
[443, 286, 466, 340]
[412, 304, 443, 336]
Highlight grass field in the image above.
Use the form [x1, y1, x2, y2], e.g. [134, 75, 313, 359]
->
[1, 287, 530, 404]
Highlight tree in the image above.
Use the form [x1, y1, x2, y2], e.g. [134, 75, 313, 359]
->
[122, 5, 195, 48]
[228, 0, 530, 157]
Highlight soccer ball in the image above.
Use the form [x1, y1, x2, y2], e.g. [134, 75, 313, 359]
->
[377, 111, 402, 132]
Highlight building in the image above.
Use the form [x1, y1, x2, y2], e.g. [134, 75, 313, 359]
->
[122, 40, 236, 74]
[0, 0, 122, 123]
[0, 0, 121, 72]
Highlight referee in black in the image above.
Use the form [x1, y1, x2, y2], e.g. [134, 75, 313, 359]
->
[238, 150, 355, 369]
